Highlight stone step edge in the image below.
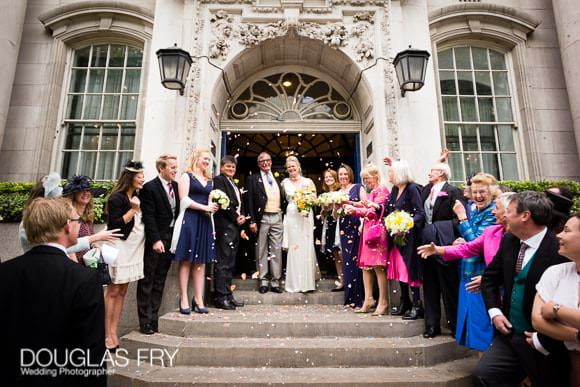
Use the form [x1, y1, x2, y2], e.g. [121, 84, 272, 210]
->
[122, 331, 459, 349]
[108, 357, 478, 386]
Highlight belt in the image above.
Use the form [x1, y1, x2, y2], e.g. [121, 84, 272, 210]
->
[263, 211, 280, 215]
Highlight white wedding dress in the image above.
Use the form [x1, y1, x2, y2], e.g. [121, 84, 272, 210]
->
[282, 177, 318, 293]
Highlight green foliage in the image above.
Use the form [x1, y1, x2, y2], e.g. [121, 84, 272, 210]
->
[499, 180, 580, 212]
[0, 180, 117, 223]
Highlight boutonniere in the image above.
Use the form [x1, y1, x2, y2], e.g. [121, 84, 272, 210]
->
[233, 178, 239, 185]
[274, 171, 280, 178]
[437, 191, 448, 198]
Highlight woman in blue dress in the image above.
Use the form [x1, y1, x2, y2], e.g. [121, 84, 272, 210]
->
[337, 164, 366, 308]
[452, 173, 497, 351]
[171, 148, 219, 314]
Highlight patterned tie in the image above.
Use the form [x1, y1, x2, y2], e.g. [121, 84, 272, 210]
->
[167, 182, 175, 202]
[266, 173, 274, 186]
[515, 242, 528, 274]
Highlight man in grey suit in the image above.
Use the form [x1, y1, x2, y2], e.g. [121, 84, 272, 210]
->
[245, 152, 286, 293]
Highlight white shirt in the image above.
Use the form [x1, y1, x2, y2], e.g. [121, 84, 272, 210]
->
[536, 262, 580, 351]
[226, 176, 241, 214]
[488, 227, 549, 354]
[428, 181, 446, 206]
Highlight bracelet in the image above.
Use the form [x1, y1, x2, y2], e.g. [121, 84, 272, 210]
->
[458, 218, 468, 223]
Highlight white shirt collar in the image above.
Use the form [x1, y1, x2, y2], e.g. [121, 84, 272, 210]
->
[43, 242, 68, 254]
[433, 181, 446, 190]
[522, 227, 547, 249]
[158, 175, 172, 186]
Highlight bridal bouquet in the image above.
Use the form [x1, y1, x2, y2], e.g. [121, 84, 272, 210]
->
[384, 210, 414, 246]
[209, 189, 230, 210]
[318, 191, 349, 206]
[294, 186, 318, 216]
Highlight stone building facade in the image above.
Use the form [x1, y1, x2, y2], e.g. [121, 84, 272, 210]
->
[0, 0, 578, 185]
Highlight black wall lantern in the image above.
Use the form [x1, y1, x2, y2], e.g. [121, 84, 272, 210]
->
[156, 44, 193, 95]
[392, 46, 431, 97]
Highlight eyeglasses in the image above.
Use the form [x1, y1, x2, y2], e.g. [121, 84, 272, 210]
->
[258, 159, 272, 164]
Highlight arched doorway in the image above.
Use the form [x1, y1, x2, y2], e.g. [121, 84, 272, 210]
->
[211, 36, 373, 277]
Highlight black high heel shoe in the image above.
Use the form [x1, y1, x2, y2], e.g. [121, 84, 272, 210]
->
[179, 298, 191, 315]
[390, 302, 411, 316]
[192, 299, 209, 314]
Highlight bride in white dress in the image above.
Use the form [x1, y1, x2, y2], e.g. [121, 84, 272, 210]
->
[282, 156, 318, 293]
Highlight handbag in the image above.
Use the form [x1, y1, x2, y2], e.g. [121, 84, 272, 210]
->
[83, 247, 112, 285]
[365, 204, 386, 246]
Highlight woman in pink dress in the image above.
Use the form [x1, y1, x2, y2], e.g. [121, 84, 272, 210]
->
[344, 164, 390, 315]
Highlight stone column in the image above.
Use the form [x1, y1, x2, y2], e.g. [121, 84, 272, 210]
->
[552, 0, 580, 159]
[138, 0, 187, 180]
[0, 0, 27, 152]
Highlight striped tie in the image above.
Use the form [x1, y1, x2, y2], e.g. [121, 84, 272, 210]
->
[515, 242, 528, 274]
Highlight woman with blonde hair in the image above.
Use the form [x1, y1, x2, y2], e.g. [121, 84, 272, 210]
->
[344, 164, 390, 315]
[171, 148, 219, 314]
[281, 156, 319, 292]
[320, 169, 344, 291]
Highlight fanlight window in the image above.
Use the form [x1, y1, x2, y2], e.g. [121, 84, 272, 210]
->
[228, 72, 353, 121]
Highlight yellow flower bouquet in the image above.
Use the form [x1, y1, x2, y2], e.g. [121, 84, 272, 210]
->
[384, 210, 414, 246]
[294, 186, 318, 217]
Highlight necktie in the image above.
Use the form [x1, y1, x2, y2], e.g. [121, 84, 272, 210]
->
[266, 173, 273, 186]
[515, 242, 528, 274]
[167, 182, 175, 201]
[428, 187, 435, 207]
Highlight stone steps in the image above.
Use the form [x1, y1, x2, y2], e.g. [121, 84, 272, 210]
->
[231, 278, 339, 291]
[159, 305, 425, 338]
[230, 289, 344, 305]
[120, 331, 470, 368]
[109, 357, 477, 386]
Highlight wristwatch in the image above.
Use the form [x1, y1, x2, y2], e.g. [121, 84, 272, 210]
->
[552, 303, 561, 317]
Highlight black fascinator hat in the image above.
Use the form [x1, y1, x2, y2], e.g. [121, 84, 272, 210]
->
[124, 160, 144, 173]
[63, 175, 107, 197]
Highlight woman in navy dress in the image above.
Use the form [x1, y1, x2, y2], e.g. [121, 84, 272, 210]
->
[337, 164, 366, 308]
[171, 148, 218, 314]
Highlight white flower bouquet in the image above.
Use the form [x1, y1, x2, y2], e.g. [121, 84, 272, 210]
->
[209, 189, 230, 210]
[318, 191, 349, 206]
[294, 186, 318, 216]
[384, 210, 414, 246]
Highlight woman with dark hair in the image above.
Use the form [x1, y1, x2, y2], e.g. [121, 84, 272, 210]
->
[104, 160, 145, 351]
[320, 169, 343, 291]
[337, 163, 366, 308]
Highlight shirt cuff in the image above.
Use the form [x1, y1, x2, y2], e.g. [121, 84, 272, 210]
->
[532, 332, 550, 356]
[488, 308, 503, 321]
[66, 236, 91, 254]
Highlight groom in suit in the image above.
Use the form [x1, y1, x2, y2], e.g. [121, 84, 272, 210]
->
[246, 152, 286, 293]
[138, 153, 180, 334]
[420, 162, 464, 338]
[213, 155, 247, 309]
[473, 191, 569, 386]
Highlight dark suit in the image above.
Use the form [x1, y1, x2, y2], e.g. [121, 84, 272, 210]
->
[137, 177, 179, 330]
[473, 231, 569, 387]
[0, 245, 106, 387]
[213, 174, 244, 301]
[421, 182, 464, 332]
[245, 171, 287, 287]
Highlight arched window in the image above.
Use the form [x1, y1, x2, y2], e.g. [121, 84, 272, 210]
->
[228, 72, 353, 121]
[60, 44, 143, 179]
[438, 46, 519, 183]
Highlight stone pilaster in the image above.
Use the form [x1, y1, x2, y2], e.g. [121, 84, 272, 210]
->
[552, 0, 580, 160]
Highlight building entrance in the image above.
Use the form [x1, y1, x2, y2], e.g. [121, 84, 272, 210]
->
[222, 131, 360, 278]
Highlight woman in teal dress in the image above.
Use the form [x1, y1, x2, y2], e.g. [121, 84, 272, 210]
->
[452, 173, 497, 351]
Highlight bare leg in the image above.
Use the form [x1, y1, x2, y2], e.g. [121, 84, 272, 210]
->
[333, 251, 344, 286]
[374, 266, 389, 314]
[192, 263, 206, 307]
[178, 261, 191, 309]
[105, 283, 129, 347]
[355, 269, 376, 313]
